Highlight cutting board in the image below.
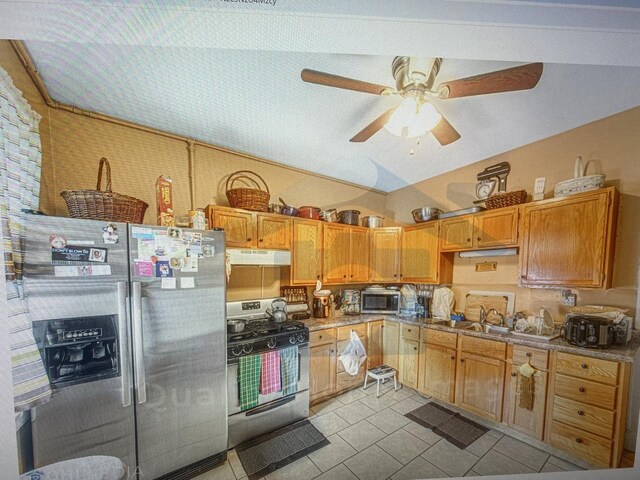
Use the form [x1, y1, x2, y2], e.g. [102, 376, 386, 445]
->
[464, 294, 509, 323]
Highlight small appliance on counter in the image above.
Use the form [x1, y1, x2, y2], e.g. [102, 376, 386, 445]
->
[361, 287, 400, 314]
[416, 285, 433, 319]
[563, 311, 632, 349]
[341, 289, 360, 315]
[313, 291, 332, 318]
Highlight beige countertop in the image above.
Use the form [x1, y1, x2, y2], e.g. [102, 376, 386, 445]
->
[304, 314, 640, 363]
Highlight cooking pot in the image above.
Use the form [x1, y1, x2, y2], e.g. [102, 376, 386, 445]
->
[279, 197, 299, 217]
[321, 209, 338, 223]
[362, 215, 384, 228]
[269, 203, 282, 214]
[227, 319, 246, 334]
[412, 207, 442, 223]
[266, 298, 288, 323]
[298, 206, 321, 220]
[338, 209, 360, 226]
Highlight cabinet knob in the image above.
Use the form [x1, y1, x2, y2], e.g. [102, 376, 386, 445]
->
[450, 355, 456, 360]
[414, 347, 417, 351]
[343, 275, 347, 278]
[317, 275, 320, 280]
[477, 237, 481, 242]
[407, 329, 411, 332]
[525, 352, 532, 358]
[575, 438, 584, 444]
[259, 238, 264, 242]
[581, 363, 588, 369]
[578, 387, 586, 393]
[511, 372, 517, 377]
[319, 335, 323, 339]
[247, 237, 252, 242]
[460, 359, 465, 363]
[466, 238, 471, 242]
[577, 410, 584, 416]
[520, 275, 526, 279]
[350, 274, 353, 278]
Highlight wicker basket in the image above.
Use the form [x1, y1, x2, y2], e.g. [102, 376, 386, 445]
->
[60, 157, 148, 223]
[484, 189, 527, 210]
[225, 170, 270, 212]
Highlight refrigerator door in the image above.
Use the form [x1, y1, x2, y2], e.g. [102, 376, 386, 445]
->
[129, 226, 227, 478]
[24, 216, 135, 471]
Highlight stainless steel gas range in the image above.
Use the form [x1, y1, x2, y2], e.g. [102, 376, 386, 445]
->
[226, 298, 310, 448]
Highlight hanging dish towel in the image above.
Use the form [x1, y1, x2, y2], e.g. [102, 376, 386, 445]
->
[260, 350, 282, 395]
[238, 355, 261, 411]
[280, 346, 299, 396]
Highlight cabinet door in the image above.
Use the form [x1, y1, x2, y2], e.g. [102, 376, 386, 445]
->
[456, 352, 505, 422]
[322, 224, 350, 284]
[310, 344, 336, 401]
[257, 214, 291, 250]
[291, 219, 322, 285]
[474, 207, 519, 249]
[440, 216, 474, 251]
[382, 320, 400, 371]
[370, 228, 401, 282]
[400, 338, 420, 389]
[419, 343, 456, 403]
[367, 321, 383, 369]
[349, 227, 370, 282]
[401, 223, 440, 283]
[520, 190, 615, 288]
[506, 366, 547, 440]
[212, 210, 255, 248]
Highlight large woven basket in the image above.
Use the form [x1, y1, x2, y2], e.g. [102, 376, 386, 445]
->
[485, 189, 527, 210]
[61, 157, 148, 223]
[225, 170, 270, 212]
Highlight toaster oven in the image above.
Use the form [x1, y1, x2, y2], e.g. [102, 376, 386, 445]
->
[563, 314, 631, 349]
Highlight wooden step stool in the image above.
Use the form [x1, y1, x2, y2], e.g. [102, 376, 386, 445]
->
[363, 365, 399, 398]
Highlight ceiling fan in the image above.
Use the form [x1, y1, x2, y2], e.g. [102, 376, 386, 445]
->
[301, 57, 543, 145]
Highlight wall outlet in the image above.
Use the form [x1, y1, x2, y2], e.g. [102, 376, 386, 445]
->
[562, 292, 577, 306]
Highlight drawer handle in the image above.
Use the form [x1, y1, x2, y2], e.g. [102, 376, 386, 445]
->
[450, 355, 456, 360]
[511, 372, 517, 377]
[577, 410, 585, 416]
[466, 238, 471, 242]
[581, 363, 588, 369]
[525, 352, 532, 358]
[575, 438, 584, 444]
[247, 237, 252, 242]
[319, 335, 323, 339]
[578, 387, 586, 393]
[477, 237, 481, 242]
[259, 238, 264, 242]
[460, 359, 465, 363]
[413, 347, 417, 351]
[408, 329, 412, 332]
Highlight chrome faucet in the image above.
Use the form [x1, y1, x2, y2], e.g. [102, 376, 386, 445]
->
[486, 308, 506, 327]
[479, 305, 487, 323]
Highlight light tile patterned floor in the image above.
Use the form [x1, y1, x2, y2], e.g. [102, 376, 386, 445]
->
[195, 383, 589, 480]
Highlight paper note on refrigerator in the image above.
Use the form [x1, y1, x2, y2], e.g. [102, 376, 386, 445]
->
[180, 277, 195, 289]
[161, 277, 177, 289]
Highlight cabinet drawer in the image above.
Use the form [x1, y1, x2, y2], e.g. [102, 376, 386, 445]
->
[401, 324, 420, 341]
[423, 329, 457, 349]
[338, 323, 367, 341]
[556, 352, 619, 386]
[460, 335, 506, 360]
[549, 420, 612, 467]
[512, 345, 549, 370]
[552, 395, 615, 439]
[554, 374, 617, 410]
[310, 328, 336, 346]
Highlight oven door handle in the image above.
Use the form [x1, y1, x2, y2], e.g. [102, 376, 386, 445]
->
[245, 395, 295, 416]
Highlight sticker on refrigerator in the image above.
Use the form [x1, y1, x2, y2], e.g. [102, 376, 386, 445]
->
[189, 245, 203, 257]
[202, 245, 215, 257]
[54, 265, 111, 277]
[161, 277, 177, 289]
[49, 234, 67, 249]
[134, 261, 154, 277]
[131, 226, 154, 240]
[155, 260, 172, 278]
[52, 246, 107, 264]
[167, 226, 182, 239]
[102, 223, 119, 244]
[184, 232, 202, 246]
[137, 239, 156, 260]
[169, 257, 184, 270]
[154, 235, 174, 257]
[180, 277, 195, 289]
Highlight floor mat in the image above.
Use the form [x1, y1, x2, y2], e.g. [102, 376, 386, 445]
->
[405, 402, 489, 449]
[235, 420, 330, 480]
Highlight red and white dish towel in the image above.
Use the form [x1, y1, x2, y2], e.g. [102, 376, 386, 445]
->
[259, 350, 282, 395]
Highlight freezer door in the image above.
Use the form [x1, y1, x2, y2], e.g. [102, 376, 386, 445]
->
[129, 226, 227, 479]
[24, 216, 135, 472]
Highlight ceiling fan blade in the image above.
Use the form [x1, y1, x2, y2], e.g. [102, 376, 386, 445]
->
[350, 107, 396, 143]
[437, 63, 543, 99]
[431, 111, 460, 146]
[301, 69, 391, 95]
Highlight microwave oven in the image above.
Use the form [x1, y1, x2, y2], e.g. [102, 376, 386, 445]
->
[361, 289, 400, 314]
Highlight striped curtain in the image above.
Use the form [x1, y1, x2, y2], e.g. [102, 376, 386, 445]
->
[0, 67, 51, 411]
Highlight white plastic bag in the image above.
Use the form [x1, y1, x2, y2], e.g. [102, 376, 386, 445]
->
[432, 287, 455, 320]
[339, 330, 367, 375]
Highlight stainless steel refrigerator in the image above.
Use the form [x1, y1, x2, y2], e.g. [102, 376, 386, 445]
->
[24, 215, 227, 479]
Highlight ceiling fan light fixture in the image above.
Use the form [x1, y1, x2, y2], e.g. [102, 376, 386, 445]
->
[384, 97, 442, 139]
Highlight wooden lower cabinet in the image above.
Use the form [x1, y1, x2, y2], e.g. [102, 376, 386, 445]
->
[309, 329, 336, 403]
[418, 341, 456, 403]
[367, 320, 383, 369]
[382, 320, 400, 371]
[399, 337, 420, 389]
[505, 366, 548, 440]
[335, 324, 368, 392]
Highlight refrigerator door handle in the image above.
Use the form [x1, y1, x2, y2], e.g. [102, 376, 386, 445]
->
[117, 282, 132, 407]
[132, 281, 147, 404]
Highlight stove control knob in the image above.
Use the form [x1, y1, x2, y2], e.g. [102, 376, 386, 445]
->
[242, 344, 254, 354]
[231, 346, 242, 356]
[289, 336, 297, 345]
[587, 335, 597, 344]
[267, 338, 277, 349]
[297, 333, 306, 343]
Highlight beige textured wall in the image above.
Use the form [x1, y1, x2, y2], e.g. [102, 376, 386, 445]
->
[387, 107, 640, 318]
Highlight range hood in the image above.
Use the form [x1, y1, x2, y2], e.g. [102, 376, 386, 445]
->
[227, 248, 291, 266]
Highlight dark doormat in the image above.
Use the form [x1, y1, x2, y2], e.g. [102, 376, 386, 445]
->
[235, 420, 330, 480]
[405, 403, 488, 449]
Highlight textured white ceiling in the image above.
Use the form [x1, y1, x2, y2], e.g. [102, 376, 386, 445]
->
[25, 41, 640, 191]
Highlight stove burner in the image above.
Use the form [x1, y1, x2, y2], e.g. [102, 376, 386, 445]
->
[226, 318, 309, 359]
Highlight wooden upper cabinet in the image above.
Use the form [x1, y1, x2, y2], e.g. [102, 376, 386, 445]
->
[401, 222, 441, 283]
[291, 219, 322, 285]
[349, 226, 370, 282]
[257, 215, 291, 250]
[210, 208, 255, 248]
[519, 188, 619, 289]
[440, 216, 474, 251]
[474, 207, 519, 249]
[323, 223, 350, 283]
[370, 227, 401, 282]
